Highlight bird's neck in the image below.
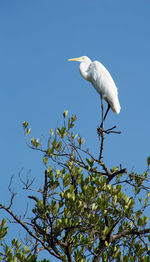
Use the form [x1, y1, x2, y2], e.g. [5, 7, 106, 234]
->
[79, 61, 91, 81]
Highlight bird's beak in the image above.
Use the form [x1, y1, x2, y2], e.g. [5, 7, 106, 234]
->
[68, 57, 81, 61]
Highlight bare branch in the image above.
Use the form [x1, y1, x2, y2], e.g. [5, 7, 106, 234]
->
[8, 175, 16, 209]
[18, 169, 35, 190]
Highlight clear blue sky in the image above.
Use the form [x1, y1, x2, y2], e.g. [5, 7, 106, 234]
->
[0, 0, 150, 260]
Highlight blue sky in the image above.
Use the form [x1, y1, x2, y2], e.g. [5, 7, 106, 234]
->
[0, 0, 150, 260]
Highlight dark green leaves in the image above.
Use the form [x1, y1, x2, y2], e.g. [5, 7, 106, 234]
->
[68, 114, 77, 129]
[63, 173, 71, 187]
[0, 219, 8, 240]
[31, 137, 40, 148]
[63, 110, 68, 118]
[22, 121, 31, 135]
[18, 112, 150, 261]
[22, 121, 28, 129]
[57, 126, 67, 138]
[147, 156, 150, 166]
[0, 226, 37, 262]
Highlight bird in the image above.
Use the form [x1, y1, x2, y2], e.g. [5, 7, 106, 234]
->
[68, 56, 121, 129]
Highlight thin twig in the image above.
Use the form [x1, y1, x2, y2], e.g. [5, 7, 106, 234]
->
[0, 203, 62, 259]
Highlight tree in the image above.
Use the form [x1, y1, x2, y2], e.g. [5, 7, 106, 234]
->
[0, 110, 150, 262]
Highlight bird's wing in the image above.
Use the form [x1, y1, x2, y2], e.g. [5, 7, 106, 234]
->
[88, 63, 98, 81]
[92, 61, 115, 84]
[91, 61, 120, 114]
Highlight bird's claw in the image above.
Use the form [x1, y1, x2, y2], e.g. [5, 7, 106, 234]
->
[105, 126, 121, 134]
[97, 126, 103, 137]
[97, 125, 121, 138]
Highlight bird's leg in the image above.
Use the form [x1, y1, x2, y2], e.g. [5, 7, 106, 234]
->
[101, 96, 104, 129]
[97, 99, 121, 136]
[98, 96, 105, 160]
[103, 104, 121, 134]
[100, 103, 110, 128]
[104, 104, 110, 122]
[97, 96, 104, 137]
[102, 103, 121, 133]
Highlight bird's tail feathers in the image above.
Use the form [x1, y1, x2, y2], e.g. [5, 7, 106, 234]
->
[111, 100, 121, 114]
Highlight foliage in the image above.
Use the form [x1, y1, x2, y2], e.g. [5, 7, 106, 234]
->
[0, 112, 150, 262]
[0, 219, 38, 262]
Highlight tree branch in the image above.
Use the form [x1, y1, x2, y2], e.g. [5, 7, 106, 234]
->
[111, 227, 150, 242]
[0, 204, 62, 260]
[106, 168, 127, 184]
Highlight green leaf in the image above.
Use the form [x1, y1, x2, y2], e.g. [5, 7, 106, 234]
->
[57, 128, 61, 136]
[147, 192, 150, 198]
[68, 114, 77, 129]
[63, 110, 68, 118]
[116, 173, 123, 182]
[27, 128, 31, 135]
[137, 217, 143, 226]
[86, 158, 94, 167]
[56, 170, 61, 179]
[147, 156, 150, 166]
[78, 137, 85, 146]
[63, 173, 71, 187]
[144, 197, 148, 206]
[1, 218, 6, 228]
[60, 126, 67, 138]
[0, 227, 8, 240]
[50, 128, 54, 136]
[135, 209, 142, 219]
[31, 137, 40, 147]
[43, 157, 48, 166]
[22, 121, 28, 129]
[102, 226, 110, 237]
[71, 114, 77, 122]
[50, 181, 59, 191]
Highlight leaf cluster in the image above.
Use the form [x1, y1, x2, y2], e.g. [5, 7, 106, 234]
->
[0, 112, 149, 261]
[21, 111, 150, 261]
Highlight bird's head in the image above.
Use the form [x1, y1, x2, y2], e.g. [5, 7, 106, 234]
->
[68, 56, 92, 80]
[68, 56, 91, 63]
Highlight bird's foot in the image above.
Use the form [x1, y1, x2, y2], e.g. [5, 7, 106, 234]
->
[105, 126, 121, 134]
[97, 126, 105, 140]
[97, 125, 121, 138]
[97, 126, 104, 138]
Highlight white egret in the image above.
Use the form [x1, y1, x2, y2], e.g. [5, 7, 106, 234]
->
[68, 56, 121, 129]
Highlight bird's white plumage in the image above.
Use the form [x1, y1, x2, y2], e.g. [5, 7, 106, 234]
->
[89, 61, 120, 113]
[68, 56, 121, 115]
